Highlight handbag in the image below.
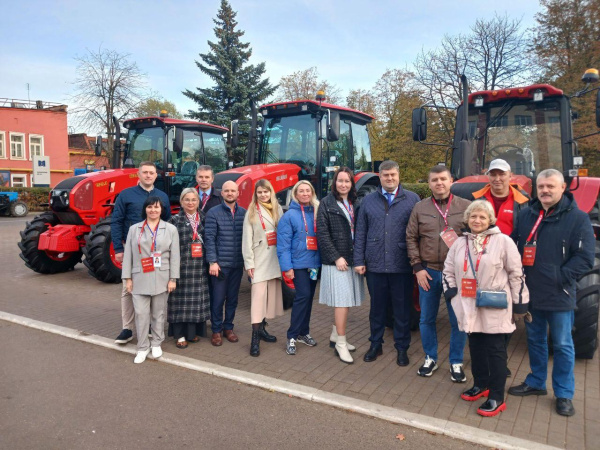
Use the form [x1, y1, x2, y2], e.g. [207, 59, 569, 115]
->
[466, 238, 508, 309]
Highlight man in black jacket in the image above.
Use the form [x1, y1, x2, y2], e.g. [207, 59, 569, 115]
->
[509, 169, 595, 417]
[195, 165, 222, 217]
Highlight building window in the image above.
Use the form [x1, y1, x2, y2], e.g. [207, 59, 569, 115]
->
[515, 115, 533, 126]
[0, 131, 5, 159]
[10, 133, 25, 160]
[11, 174, 27, 187]
[29, 134, 44, 159]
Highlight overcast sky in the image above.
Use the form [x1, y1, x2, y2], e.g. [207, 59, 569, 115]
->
[1, 0, 542, 132]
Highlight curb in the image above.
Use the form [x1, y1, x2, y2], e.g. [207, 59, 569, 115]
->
[0, 311, 559, 450]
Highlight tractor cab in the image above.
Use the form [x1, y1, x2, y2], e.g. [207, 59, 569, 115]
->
[121, 115, 229, 205]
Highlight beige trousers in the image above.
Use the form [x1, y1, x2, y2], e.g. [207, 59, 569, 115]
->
[121, 281, 135, 330]
[132, 292, 168, 351]
[250, 279, 283, 324]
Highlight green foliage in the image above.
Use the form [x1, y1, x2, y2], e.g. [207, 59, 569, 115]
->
[403, 183, 432, 200]
[132, 98, 183, 119]
[0, 187, 51, 211]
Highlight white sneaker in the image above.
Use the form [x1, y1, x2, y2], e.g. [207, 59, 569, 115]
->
[134, 349, 150, 364]
[151, 346, 163, 359]
[417, 356, 438, 377]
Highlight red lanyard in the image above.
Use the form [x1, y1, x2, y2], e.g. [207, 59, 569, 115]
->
[340, 200, 354, 233]
[526, 210, 546, 244]
[300, 205, 316, 235]
[186, 212, 200, 241]
[432, 194, 453, 227]
[463, 236, 490, 273]
[138, 220, 159, 254]
[256, 202, 270, 232]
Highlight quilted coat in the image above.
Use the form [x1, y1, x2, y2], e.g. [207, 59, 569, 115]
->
[204, 201, 247, 268]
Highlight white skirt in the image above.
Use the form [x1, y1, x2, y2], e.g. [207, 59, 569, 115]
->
[318, 264, 365, 307]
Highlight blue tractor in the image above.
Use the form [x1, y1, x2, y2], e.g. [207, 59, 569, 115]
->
[0, 192, 29, 217]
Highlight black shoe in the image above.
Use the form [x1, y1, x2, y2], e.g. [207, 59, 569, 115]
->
[258, 319, 277, 343]
[461, 386, 489, 401]
[477, 399, 506, 417]
[506, 367, 512, 378]
[508, 382, 547, 397]
[556, 398, 575, 416]
[363, 346, 383, 362]
[396, 349, 409, 367]
[114, 329, 133, 344]
[250, 329, 260, 357]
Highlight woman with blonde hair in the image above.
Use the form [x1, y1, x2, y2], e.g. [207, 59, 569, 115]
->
[277, 180, 321, 355]
[443, 200, 529, 417]
[242, 179, 284, 357]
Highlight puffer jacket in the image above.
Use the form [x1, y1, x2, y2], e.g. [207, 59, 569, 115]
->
[511, 192, 595, 311]
[204, 201, 246, 268]
[277, 201, 321, 271]
[316, 193, 355, 265]
[406, 194, 471, 271]
[442, 226, 529, 334]
[353, 186, 420, 273]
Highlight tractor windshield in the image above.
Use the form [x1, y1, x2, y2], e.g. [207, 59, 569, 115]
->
[462, 101, 563, 177]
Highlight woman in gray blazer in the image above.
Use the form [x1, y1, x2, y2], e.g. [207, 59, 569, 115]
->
[122, 196, 180, 364]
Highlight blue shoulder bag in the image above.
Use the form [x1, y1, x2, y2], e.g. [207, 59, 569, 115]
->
[466, 237, 508, 309]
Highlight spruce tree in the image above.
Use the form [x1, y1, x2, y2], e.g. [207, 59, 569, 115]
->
[183, 0, 276, 130]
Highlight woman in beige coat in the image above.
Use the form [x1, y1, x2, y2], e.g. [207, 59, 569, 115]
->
[122, 196, 180, 364]
[242, 179, 284, 357]
[443, 200, 529, 417]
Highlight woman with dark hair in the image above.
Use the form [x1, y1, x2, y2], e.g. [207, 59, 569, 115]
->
[242, 179, 284, 357]
[316, 167, 364, 364]
[167, 188, 210, 349]
[122, 196, 180, 364]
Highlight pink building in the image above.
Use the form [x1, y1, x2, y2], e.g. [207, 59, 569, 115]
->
[0, 99, 72, 188]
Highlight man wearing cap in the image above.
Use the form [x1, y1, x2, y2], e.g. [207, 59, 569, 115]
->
[472, 159, 530, 236]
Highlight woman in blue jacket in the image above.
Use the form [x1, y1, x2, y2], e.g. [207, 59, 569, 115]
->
[277, 180, 321, 355]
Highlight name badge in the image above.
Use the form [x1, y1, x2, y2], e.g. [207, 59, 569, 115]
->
[141, 257, 155, 273]
[440, 227, 459, 248]
[306, 236, 318, 251]
[191, 243, 203, 258]
[461, 278, 477, 298]
[152, 252, 162, 268]
[523, 245, 536, 266]
[266, 230, 277, 247]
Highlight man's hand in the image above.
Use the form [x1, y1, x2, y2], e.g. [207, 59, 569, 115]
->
[513, 312, 527, 323]
[354, 265, 366, 275]
[284, 269, 295, 280]
[115, 252, 124, 263]
[416, 270, 433, 292]
[247, 268, 254, 279]
[335, 257, 348, 271]
[125, 279, 133, 293]
[209, 262, 221, 277]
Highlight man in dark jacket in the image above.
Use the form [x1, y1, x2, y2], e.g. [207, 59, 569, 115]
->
[195, 165, 222, 217]
[111, 161, 171, 345]
[406, 165, 471, 381]
[205, 180, 246, 346]
[509, 169, 594, 417]
[354, 160, 420, 366]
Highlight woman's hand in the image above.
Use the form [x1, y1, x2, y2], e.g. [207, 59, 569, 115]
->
[125, 279, 133, 293]
[285, 269, 295, 280]
[168, 279, 176, 293]
[247, 268, 254, 279]
[335, 257, 348, 271]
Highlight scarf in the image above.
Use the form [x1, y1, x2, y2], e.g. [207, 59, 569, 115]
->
[259, 201, 274, 218]
[471, 233, 487, 254]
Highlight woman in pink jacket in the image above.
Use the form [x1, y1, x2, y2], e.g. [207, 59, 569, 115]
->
[443, 200, 529, 417]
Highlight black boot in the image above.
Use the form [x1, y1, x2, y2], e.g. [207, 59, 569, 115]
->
[250, 329, 260, 357]
[258, 319, 277, 343]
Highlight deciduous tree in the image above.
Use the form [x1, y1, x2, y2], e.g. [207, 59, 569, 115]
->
[132, 98, 183, 119]
[275, 67, 342, 104]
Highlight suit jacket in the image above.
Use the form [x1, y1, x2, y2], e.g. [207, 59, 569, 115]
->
[242, 203, 283, 283]
[122, 219, 180, 296]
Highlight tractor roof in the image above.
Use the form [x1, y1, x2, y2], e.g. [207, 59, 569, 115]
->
[260, 100, 373, 124]
[123, 116, 228, 133]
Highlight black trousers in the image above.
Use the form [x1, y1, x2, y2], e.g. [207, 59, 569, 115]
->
[468, 332, 508, 402]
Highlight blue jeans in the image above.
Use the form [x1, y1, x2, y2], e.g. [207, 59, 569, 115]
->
[419, 268, 466, 364]
[525, 309, 575, 399]
[210, 266, 243, 333]
[287, 268, 317, 339]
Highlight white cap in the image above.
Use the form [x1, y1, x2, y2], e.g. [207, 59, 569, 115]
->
[486, 159, 511, 174]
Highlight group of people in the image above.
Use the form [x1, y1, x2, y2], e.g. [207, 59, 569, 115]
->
[110, 158, 594, 420]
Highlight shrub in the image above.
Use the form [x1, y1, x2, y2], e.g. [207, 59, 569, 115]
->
[0, 187, 51, 211]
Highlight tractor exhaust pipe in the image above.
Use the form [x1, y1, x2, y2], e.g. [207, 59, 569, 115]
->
[459, 75, 470, 177]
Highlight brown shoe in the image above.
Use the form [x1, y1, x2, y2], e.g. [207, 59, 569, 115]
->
[211, 332, 223, 346]
[223, 329, 239, 343]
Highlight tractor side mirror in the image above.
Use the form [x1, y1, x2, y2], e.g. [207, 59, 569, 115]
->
[327, 111, 340, 142]
[596, 90, 600, 128]
[412, 108, 427, 141]
[231, 120, 239, 148]
[94, 135, 102, 156]
[174, 128, 184, 156]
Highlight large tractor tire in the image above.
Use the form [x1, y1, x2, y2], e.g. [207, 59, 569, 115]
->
[10, 201, 28, 217]
[357, 184, 378, 205]
[18, 212, 82, 274]
[573, 241, 600, 359]
[82, 217, 122, 283]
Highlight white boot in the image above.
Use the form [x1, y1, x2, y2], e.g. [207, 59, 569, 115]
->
[330, 325, 356, 352]
[335, 335, 354, 364]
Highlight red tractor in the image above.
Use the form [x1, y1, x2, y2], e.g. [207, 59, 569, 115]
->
[19, 114, 229, 282]
[412, 70, 600, 358]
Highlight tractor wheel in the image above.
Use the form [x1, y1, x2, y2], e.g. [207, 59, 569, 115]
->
[357, 184, 378, 204]
[83, 217, 122, 283]
[18, 212, 82, 274]
[573, 241, 600, 359]
[10, 201, 28, 217]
